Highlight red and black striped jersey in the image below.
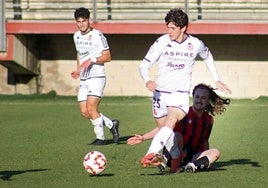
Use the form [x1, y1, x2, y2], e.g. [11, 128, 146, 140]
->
[174, 106, 214, 152]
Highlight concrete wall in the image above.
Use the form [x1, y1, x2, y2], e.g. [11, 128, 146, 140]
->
[38, 60, 268, 99]
[1, 59, 267, 99]
[0, 66, 15, 94]
[0, 34, 268, 98]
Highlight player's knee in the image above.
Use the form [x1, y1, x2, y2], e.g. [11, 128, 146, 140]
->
[87, 108, 101, 119]
[87, 109, 95, 118]
[211, 148, 221, 159]
[80, 111, 89, 118]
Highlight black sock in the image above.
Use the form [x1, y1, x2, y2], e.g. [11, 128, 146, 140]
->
[193, 156, 209, 170]
[162, 147, 172, 167]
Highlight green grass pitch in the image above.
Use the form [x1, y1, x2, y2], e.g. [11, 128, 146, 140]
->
[0, 95, 267, 188]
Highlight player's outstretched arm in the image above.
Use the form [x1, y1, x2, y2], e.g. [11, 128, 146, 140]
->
[127, 134, 144, 145]
[215, 81, 232, 94]
[127, 127, 160, 145]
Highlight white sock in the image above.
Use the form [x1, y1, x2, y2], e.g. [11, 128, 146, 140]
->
[147, 126, 173, 155]
[91, 116, 105, 140]
[100, 113, 113, 129]
[165, 133, 180, 158]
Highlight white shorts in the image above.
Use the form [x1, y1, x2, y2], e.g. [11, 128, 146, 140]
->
[78, 77, 106, 102]
[152, 90, 190, 118]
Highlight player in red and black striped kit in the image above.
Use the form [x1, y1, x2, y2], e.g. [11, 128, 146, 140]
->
[174, 105, 213, 163]
[127, 83, 230, 174]
[162, 83, 230, 173]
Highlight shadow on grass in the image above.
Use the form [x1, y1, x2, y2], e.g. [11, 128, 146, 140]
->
[88, 135, 132, 145]
[142, 158, 261, 175]
[0, 169, 48, 181]
[213, 158, 261, 169]
[141, 172, 169, 176]
[89, 173, 114, 177]
[107, 135, 132, 145]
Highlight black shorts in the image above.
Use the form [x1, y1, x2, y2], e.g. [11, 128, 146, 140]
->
[163, 145, 197, 167]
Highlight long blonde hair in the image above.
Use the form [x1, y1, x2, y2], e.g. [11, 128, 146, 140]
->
[193, 83, 230, 116]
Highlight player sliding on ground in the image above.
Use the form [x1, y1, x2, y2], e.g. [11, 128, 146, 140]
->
[128, 83, 230, 173]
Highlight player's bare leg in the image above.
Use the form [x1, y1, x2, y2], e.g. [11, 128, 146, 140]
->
[185, 149, 220, 173]
[141, 108, 186, 167]
[81, 96, 119, 144]
[86, 96, 101, 119]
[79, 96, 105, 145]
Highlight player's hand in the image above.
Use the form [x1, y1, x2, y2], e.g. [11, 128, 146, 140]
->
[71, 71, 79, 79]
[145, 80, 157, 92]
[80, 60, 92, 70]
[215, 81, 232, 94]
[127, 134, 144, 145]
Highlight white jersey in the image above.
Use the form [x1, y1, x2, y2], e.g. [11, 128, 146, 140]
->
[139, 34, 219, 92]
[73, 28, 109, 80]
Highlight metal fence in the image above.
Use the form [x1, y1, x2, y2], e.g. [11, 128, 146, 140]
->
[0, 0, 6, 51]
[4, 0, 268, 21]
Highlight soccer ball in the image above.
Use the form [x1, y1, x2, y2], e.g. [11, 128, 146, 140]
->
[83, 151, 107, 175]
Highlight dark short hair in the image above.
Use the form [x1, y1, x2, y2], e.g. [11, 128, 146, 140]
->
[165, 8, 188, 28]
[74, 7, 90, 19]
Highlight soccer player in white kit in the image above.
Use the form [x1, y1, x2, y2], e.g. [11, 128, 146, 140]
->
[139, 8, 231, 167]
[71, 7, 119, 145]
